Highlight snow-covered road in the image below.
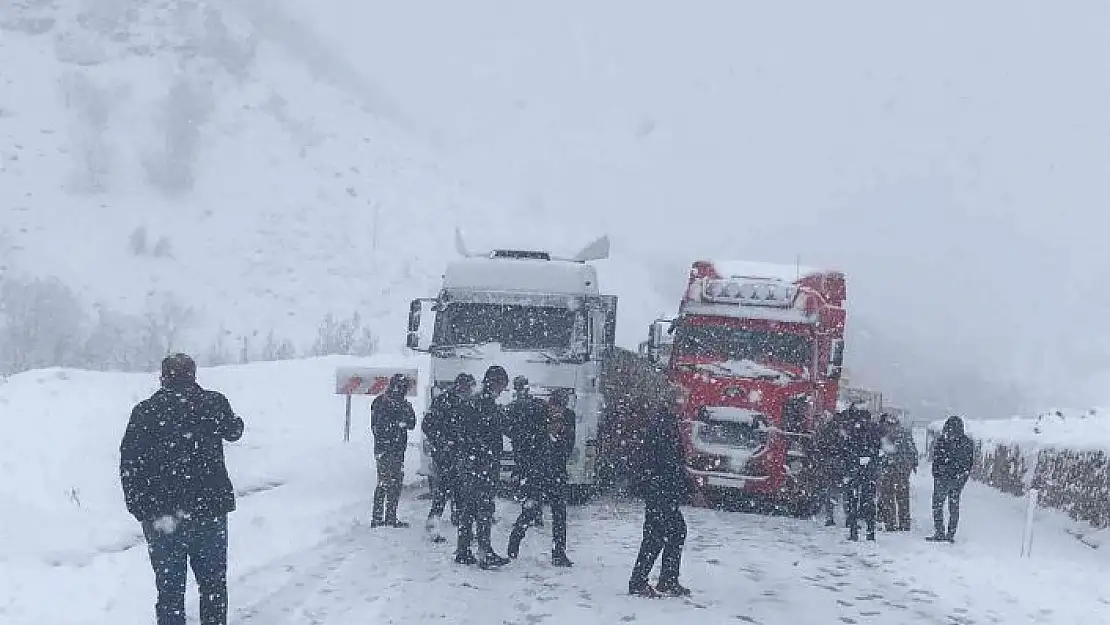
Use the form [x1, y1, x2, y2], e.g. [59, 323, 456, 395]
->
[222, 473, 1108, 625]
[3, 361, 1107, 624]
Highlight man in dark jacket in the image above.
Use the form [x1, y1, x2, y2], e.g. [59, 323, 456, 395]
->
[811, 411, 849, 527]
[877, 413, 919, 531]
[370, 374, 417, 527]
[454, 366, 512, 569]
[120, 353, 244, 625]
[506, 387, 577, 567]
[928, 415, 975, 542]
[629, 400, 694, 598]
[422, 373, 475, 542]
[842, 405, 882, 541]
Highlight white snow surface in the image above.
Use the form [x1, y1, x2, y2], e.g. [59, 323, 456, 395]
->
[684, 359, 797, 383]
[929, 410, 1110, 452]
[444, 257, 602, 296]
[2, 358, 1108, 624]
[706, 260, 828, 282]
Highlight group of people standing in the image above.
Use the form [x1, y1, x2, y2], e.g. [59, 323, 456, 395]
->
[812, 406, 975, 543]
[118, 353, 979, 625]
[369, 365, 575, 570]
[369, 365, 694, 597]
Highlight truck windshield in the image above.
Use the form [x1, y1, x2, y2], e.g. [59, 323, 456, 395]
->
[433, 302, 580, 351]
[674, 323, 811, 367]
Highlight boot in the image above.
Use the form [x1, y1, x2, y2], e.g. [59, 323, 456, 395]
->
[629, 583, 659, 598]
[478, 547, 510, 569]
[656, 580, 691, 597]
[824, 518, 837, 527]
[426, 518, 446, 544]
[455, 551, 477, 565]
[848, 527, 860, 541]
[386, 518, 410, 528]
[925, 534, 947, 542]
[551, 551, 573, 567]
[866, 530, 876, 541]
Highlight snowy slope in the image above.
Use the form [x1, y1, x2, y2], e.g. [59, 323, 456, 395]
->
[0, 355, 427, 564]
[0, 0, 530, 350]
[2, 361, 1108, 624]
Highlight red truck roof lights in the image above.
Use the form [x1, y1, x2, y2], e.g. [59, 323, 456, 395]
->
[684, 260, 845, 315]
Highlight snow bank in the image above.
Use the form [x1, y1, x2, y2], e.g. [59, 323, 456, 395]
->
[928, 411, 1110, 530]
[930, 409, 1110, 452]
[0, 354, 428, 565]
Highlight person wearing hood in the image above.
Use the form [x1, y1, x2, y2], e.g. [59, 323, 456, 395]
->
[370, 373, 417, 528]
[928, 415, 975, 542]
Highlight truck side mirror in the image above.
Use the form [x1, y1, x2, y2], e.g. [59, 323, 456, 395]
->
[826, 338, 845, 379]
[408, 299, 422, 333]
[406, 299, 436, 352]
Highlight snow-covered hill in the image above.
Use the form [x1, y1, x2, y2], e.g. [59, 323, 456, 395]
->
[0, 0, 537, 350]
[3, 0, 1109, 416]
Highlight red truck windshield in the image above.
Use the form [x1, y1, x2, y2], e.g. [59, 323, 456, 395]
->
[673, 321, 812, 368]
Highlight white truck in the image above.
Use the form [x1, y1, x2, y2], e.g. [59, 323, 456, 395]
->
[406, 230, 618, 497]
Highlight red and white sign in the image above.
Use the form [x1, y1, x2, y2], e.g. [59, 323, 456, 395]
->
[335, 367, 418, 396]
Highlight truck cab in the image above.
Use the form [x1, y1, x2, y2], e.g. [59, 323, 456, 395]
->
[643, 260, 846, 508]
[407, 231, 617, 492]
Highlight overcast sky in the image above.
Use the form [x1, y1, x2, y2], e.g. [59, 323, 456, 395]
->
[280, 1, 1110, 418]
[10, 1, 1101, 420]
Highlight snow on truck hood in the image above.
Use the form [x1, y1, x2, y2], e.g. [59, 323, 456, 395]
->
[678, 359, 801, 384]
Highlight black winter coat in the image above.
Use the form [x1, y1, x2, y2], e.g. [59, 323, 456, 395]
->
[812, 418, 849, 481]
[510, 403, 576, 495]
[371, 392, 416, 453]
[422, 390, 468, 465]
[120, 384, 244, 522]
[459, 390, 505, 479]
[843, 417, 883, 479]
[638, 411, 692, 506]
[932, 433, 975, 481]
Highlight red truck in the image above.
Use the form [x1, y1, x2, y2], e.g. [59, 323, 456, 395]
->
[642, 260, 847, 513]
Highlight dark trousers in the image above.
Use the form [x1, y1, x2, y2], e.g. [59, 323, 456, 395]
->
[629, 500, 686, 589]
[819, 473, 845, 523]
[509, 483, 568, 555]
[142, 515, 229, 625]
[456, 471, 495, 556]
[845, 471, 878, 533]
[373, 448, 405, 522]
[878, 470, 912, 530]
[427, 458, 457, 523]
[932, 476, 966, 537]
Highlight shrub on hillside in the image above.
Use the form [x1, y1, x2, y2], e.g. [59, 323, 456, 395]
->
[310, 311, 376, 357]
[967, 436, 1110, 530]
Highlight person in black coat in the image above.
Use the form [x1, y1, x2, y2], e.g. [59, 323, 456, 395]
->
[506, 387, 577, 567]
[454, 366, 512, 569]
[928, 415, 975, 542]
[119, 353, 244, 625]
[811, 411, 849, 527]
[629, 402, 695, 597]
[842, 405, 882, 541]
[370, 374, 416, 527]
[422, 373, 475, 542]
